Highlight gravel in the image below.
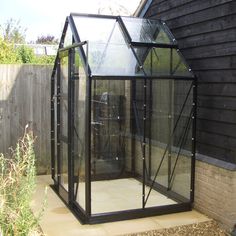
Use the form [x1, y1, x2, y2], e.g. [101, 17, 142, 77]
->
[124, 220, 228, 236]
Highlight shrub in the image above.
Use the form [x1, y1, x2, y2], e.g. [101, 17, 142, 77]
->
[16, 45, 36, 64]
[0, 37, 55, 65]
[0, 129, 45, 235]
[34, 55, 55, 65]
[16, 45, 55, 65]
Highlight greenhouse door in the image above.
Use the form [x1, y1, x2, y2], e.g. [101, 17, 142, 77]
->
[57, 49, 70, 203]
[53, 44, 88, 210]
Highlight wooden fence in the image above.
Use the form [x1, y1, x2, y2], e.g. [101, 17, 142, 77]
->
[0, 65, 52, 174]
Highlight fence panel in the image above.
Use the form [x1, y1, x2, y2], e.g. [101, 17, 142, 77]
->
[0, 65, 52, 174]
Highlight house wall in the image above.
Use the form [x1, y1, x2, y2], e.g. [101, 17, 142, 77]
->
[141, 0, 236, 230]
[144, 0, 236, 164]
[195, 159, 236, 230]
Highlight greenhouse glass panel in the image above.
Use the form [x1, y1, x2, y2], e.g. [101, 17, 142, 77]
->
[121, 16, 176, 45]
[172, 49, 193, 77]
[72, 15, 145, 76]
[51, 13, 196, 224]
[72, 48, 87, 211]
[63, 21, 73, 47]
[134, 47, 193, 77]
[72, 15, 117, 43]
[87, 40, 142, 76]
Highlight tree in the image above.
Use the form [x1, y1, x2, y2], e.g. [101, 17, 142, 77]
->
[98, 0, 130, 15]
[0, 38, 55, 65]
[0, 37, 20, 63]
[0, 18, 26, 43]
[36, 35, 58, 45]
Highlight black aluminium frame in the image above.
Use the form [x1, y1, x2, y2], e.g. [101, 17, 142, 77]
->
[50, 13, 197, 224]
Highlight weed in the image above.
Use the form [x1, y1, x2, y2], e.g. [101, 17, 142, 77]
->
[0, 128, 45, 235]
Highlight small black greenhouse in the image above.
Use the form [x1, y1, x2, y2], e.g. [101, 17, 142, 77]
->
[51, 13, 196, 224]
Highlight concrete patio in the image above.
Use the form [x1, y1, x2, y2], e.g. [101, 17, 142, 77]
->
[31, 175, 210, 236]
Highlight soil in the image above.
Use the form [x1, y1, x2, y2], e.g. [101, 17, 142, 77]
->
[124, 220, 229, 236]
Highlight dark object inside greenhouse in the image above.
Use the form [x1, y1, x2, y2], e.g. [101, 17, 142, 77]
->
[50, 13, 196, 224]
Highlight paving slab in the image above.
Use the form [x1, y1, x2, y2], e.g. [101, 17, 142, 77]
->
[31, 175, 210, 236]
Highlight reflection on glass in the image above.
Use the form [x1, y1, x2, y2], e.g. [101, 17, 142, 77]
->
[135, 47, 193, 77]
[149, 80, 172, 189]
[134, 79, 193, 204]
[121, 17, 175, 45]
[60, 142, 68, 190]
[59, 53, 69, 191]
[73, 48, 87, 210]
[171, 80, 193, 200]
[172, 49, 193, 77]
[64, 24, 73, 47]
[60, 54, 69, 137]
[135, 47, 171, 76]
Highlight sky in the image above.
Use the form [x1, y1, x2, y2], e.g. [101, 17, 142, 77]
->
[0, 0, 141, 42]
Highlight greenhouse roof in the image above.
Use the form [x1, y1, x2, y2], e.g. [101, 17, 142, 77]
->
[57, 13, 194, 78]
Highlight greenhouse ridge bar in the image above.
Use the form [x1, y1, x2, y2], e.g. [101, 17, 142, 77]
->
[50, 13, 197, 224]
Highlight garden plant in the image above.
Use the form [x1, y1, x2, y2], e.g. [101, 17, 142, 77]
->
[0, 128, 46, 235]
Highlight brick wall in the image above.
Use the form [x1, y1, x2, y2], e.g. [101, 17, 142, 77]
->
[194, 159, 236, 230]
